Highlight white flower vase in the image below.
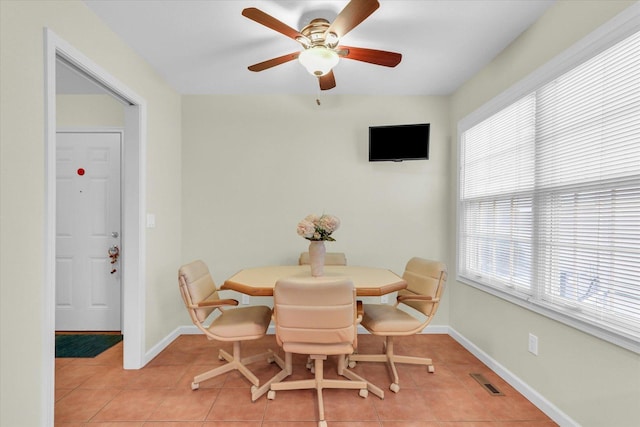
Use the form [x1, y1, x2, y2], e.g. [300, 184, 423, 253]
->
[308, 240, 326, 277]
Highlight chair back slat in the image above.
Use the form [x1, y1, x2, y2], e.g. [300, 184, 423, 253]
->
[274, 277, 356, 346]
[398, 257, 447, 318]
[178, 260, 220, 323]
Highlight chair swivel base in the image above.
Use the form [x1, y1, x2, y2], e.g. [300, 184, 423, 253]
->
[191, 341, 283, 400]
[348, 336, 435, 393]
[268, 354, 368, 427]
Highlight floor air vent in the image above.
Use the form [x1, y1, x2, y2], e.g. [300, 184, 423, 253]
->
[470, 373, 504, 396]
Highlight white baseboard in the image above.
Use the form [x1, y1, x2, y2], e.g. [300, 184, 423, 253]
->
[148, 324, 576, 426]
[448, 327, 578, 427]
[143, 324, 451, 362]
[142, 325, 197, 365]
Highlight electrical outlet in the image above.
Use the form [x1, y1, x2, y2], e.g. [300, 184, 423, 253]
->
[381, 294, 388, 303]
[528, 333, 538, 355]
[241, 294, 250, 305]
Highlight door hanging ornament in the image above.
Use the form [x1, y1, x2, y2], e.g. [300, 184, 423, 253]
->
[108, 245, 120, 274]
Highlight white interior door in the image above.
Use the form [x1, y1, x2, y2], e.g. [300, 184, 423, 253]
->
[55, 131, 122, 331]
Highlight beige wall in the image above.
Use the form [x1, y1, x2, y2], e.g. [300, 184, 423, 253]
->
[181, 94, 451, 317]
[449, 1, 640, 426]
[0, 1, 182, 425]
[57, 94, 124, 128]
[2, 0, 639, 426]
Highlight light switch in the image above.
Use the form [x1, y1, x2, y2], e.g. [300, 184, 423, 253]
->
[528, 333, 538, 355]
[146, 214, 156, 228]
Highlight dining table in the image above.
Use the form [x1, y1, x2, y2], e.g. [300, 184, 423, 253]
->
[221, 264, 407, 297]
[221, 264, 407, 400]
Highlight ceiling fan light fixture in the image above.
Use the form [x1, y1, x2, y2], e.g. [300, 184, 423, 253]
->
[325, 31, 339, 47]
[298, 46, 339, 76]
[295, 35, 311, 48]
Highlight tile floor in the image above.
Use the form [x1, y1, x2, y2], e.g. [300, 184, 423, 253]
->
[55, 333, 558, 426]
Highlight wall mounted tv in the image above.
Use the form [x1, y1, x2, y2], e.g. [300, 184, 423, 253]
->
[369, 123, 430, 162]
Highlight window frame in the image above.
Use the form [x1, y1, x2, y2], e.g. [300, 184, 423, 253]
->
[456, 3, 640, 354]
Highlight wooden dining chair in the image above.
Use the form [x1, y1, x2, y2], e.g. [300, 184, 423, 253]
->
[267, 276, 368, 427]
[178, 260, 284, 400]
[347, 257, 447, 393]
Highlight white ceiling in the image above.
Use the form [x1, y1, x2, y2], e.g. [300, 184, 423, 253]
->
[80, 0, 556, 95]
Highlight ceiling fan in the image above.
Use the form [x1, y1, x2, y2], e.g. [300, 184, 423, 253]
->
[242, 0, 402, 91]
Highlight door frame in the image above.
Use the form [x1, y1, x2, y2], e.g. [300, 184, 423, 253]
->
[44, 28, 147, 425]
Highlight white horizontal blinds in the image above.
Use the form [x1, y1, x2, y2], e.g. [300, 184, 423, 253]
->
[538, 185, 640, 338]
[536, 30, 640, 189]
[460, 197, 534, 291]
[535, 30, 640, 339]
[461, 94, 536, 199]
[460, 95, 535, 292]
[459, 28, 640, 344]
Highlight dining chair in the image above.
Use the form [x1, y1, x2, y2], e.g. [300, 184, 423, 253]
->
[347, 257, 447, 393]
[298, 251, 347, 266]
[178, 260, 284, 399]
[268, 276, 368, 427]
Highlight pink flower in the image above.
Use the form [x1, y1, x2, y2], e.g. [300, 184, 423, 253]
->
[304, 214, 320, 223]
[297, 213, 340, 241]
[297, 219, 316, 239]
[319, 214, 340, 233]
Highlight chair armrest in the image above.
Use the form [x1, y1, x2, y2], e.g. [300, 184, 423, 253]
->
[397, 295, 439, 303]
[192, 298, 239, 308]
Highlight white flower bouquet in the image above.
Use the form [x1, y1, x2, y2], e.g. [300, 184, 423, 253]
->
[296, 214, 340, 241]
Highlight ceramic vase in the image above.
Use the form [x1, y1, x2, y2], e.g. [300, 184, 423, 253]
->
[308, 240, 326, 277]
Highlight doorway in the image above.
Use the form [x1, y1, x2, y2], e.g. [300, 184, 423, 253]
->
[44, 28, 148, 426]
[55, 131, 122, 331]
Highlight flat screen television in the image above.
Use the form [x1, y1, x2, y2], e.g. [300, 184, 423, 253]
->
[369, 123, 430, 162]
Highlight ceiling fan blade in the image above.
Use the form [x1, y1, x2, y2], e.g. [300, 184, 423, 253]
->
[248, 52, 300, 72]
[327, 0, 380, 39]
[242, 7, 304, 41]
[319, 71, 336, 91]
[339, 45, 402, 67]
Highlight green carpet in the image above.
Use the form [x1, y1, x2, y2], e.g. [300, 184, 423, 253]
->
[55, 334, 123, 358]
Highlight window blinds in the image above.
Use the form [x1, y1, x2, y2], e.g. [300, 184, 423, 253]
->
[460, 96, 536, 293]
[459, 29, 640, 347]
